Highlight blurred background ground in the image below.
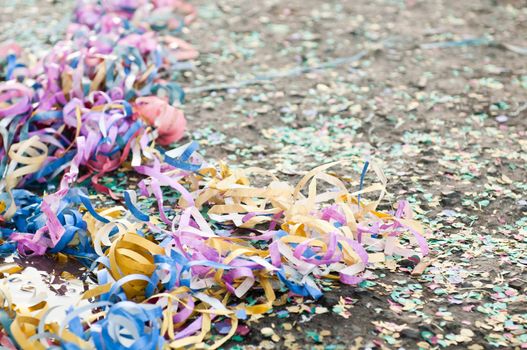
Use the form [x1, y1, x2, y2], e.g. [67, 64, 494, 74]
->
[1, 0, 526, 349]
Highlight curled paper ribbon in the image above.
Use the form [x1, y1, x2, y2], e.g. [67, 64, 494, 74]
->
[0, 0, 196, 219]
[0, 156, 429, 349]
[135, 96, 187, 145]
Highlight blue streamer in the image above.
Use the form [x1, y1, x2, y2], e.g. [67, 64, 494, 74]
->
[162, 141, 201, 172]
[358, 160, 369, 205]
[124, 191, 149, 222]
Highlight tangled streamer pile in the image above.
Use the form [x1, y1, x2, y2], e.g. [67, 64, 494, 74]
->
[0, 1, 429, 349]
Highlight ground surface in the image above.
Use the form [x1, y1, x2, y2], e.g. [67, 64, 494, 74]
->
[2, 0, 527, 349]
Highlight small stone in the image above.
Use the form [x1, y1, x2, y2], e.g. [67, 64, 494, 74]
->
[401, 328, 420, 339]
[509, 279, 524, 290]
